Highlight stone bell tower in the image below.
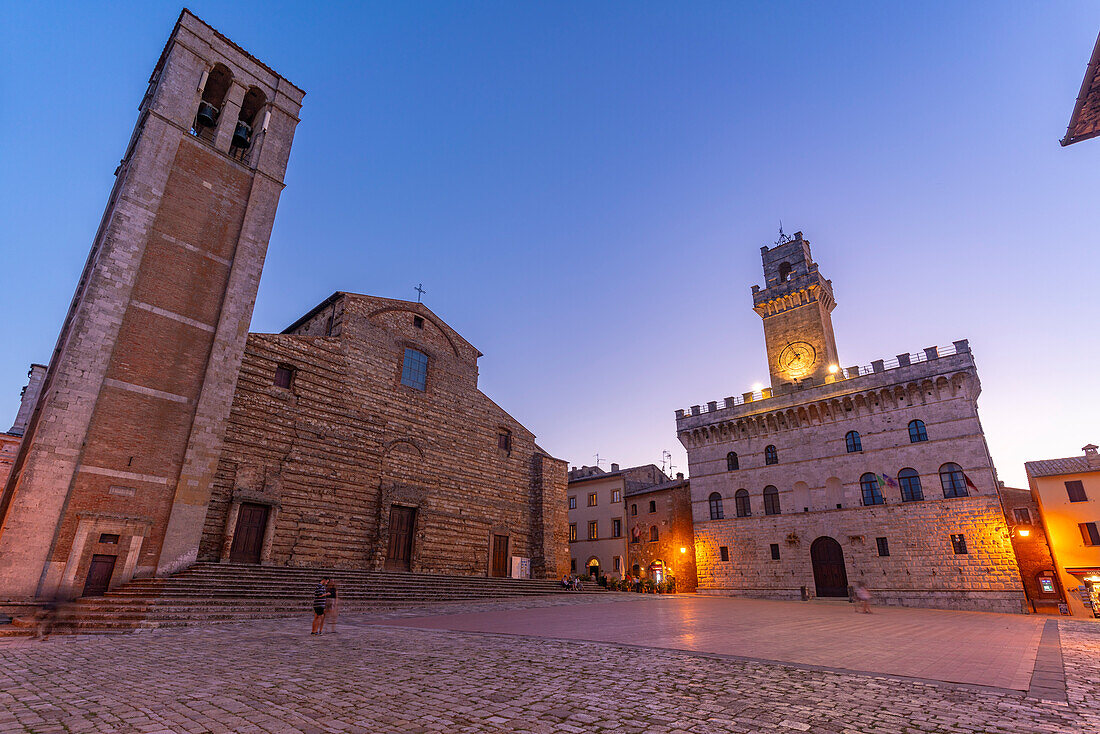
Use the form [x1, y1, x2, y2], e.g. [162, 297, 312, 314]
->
[751, 231, 840, 389]
[0, 10, 304, 600]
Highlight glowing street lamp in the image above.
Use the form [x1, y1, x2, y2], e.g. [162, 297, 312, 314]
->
[680, 547, 687, 554]
[828, 364, 839, 374]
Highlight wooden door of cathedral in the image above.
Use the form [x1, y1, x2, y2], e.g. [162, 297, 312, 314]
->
[490, 535, 509, 577]
[82, 554, 116, 597]
[810, 536, 848, 597]
[229, 503, 268, 564]
[386, 506, 416, 571]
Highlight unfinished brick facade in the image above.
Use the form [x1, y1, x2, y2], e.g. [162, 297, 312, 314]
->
[0, 11, 303, 601]
[196, 293, 569, 579]
[677, 234, 1026, 613]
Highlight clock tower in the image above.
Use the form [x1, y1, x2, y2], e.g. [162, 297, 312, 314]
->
[751, 231, 839, 389]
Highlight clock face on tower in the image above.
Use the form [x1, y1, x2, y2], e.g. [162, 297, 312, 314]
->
[778, 341, 817, 379]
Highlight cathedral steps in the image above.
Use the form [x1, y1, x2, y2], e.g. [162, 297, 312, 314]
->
[42, 562, 605, 633]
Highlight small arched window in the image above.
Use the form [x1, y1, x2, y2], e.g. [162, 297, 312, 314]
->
[898, 468, 924, 501]
[778, 262, 792, 282]
[631, 503, 637, 516]
[735, 489, 751, 518]
[764, 445, 778, 465]
[726, 452, 739, 471]
[908, 420, 928, 443]
[708, 492, 724, 520]
[763, 485, 781, 515]
[939, 463, 969, 498]
[845, 431, 862, 453]
[648, 500, 656, 513]
[861, 473, 884, 505]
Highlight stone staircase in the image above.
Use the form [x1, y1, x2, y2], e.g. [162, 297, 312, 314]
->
[2, 563, 603, 635]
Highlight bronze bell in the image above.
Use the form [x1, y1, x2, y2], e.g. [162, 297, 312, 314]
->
[196, 101, 219, 128]
[232, 120, 252, 150]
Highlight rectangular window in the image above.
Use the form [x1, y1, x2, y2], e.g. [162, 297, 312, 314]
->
[1081, 522, 1100, 546]
[400, 348, 428, 391]
[568, 523, 577, 542]
[1012, 508, 1032, 524]
[631, 504, 637, 516]
[274, 364, 294, 389]
[769, 543, 780, 560]
[568, 496, 576, 510]
[570, 558, 576, 573]
[950, 534, 968, 554]
[98, 533, 120, 545]
[497, 430, 512, 454]
[1066, 480, 1088, 503]
[612, 518, 622, 538]
[588, 521, 598, 540]
[649, 526, 658, 542]
[612, 489, 622, 503]
[719, 546, 729, 561]
[587, 493, 597, 507]
[876, 537, 890, 557]
[613, 556, 621, 573]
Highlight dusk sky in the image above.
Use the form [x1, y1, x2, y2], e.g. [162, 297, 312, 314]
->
[2, 2, 1097, 488]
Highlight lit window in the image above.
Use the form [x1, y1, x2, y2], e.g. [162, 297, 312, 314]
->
[612, 489, 622, 503]
[939, 463, 968, 498]
[763, 485, 781, 515]
[401, 348, 428, 391]
[861, 473, 884, 506]
[845, 431, 862, 453]
[588, 521, 598, 540]
[898, 468, 923, 502]
[568, 523, 576, 542]
[908, 420, 928, 443]
[708, 492, 724, 520]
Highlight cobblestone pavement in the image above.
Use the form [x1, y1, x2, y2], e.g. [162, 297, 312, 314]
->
[0, 595, 1096, 734]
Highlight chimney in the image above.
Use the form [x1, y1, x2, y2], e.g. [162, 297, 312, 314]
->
[676, 472, 684, 480]
[1084, 444, 1099, 467]
[611, 463, 619, 472]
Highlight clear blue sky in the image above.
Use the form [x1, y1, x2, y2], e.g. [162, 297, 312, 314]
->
[2, 2, 1098, 487]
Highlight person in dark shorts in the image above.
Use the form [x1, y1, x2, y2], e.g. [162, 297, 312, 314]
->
[324, 578, 338, 633]
[311, 577, 329, 634]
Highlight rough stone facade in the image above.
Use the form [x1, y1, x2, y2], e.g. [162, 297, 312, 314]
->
[197, 292, 569, 579]
[0, 10, 303, 601]
[625, 476, 698, 591]
[677, 234, 1026, 613]
[996, 484, 1064, 614]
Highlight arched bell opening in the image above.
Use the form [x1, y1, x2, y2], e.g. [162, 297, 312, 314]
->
[230, 86, 267, 161]
[192, 64, 232, 142]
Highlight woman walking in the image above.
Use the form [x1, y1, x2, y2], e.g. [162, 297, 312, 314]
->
[311, 577, 329, 634]
[324, 578, 339, 633]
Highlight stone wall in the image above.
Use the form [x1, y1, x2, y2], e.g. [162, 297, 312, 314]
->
[199, 293, 568, 578]
[626, 480, 697, 592]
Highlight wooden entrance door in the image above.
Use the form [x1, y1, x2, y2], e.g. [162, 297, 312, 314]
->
[490, 534, 510, 577]
[386, 506, 416, 571]
[82, 554, 116, 597]
[229, 503, 269, 563]
[810, 536, 848, 597]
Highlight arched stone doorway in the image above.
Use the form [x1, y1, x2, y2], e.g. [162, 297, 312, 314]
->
[810, 536, 848, 597]
[586, 558, 600, 578]
[648, 560, 665, 583]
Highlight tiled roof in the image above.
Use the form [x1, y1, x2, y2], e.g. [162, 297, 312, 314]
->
[1063, 30, 1100, 145]
[1024, 457, 1100, 478]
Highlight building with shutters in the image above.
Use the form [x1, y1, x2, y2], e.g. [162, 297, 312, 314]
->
[675, 232, 1026, 613]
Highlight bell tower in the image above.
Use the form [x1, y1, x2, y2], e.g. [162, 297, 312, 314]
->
[751, 231, 839, 389]
[0, 10, 304, 600]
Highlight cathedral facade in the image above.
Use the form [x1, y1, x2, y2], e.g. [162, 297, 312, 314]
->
[677, 233, 1026, 613]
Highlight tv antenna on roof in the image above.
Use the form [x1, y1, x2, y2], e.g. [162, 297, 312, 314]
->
[661, 450, 676, 477]
[775, 221, 795, 246]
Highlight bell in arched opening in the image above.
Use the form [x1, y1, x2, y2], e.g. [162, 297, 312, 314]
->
[196, 101, 219, 128]
[232, 120, 252, 150]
